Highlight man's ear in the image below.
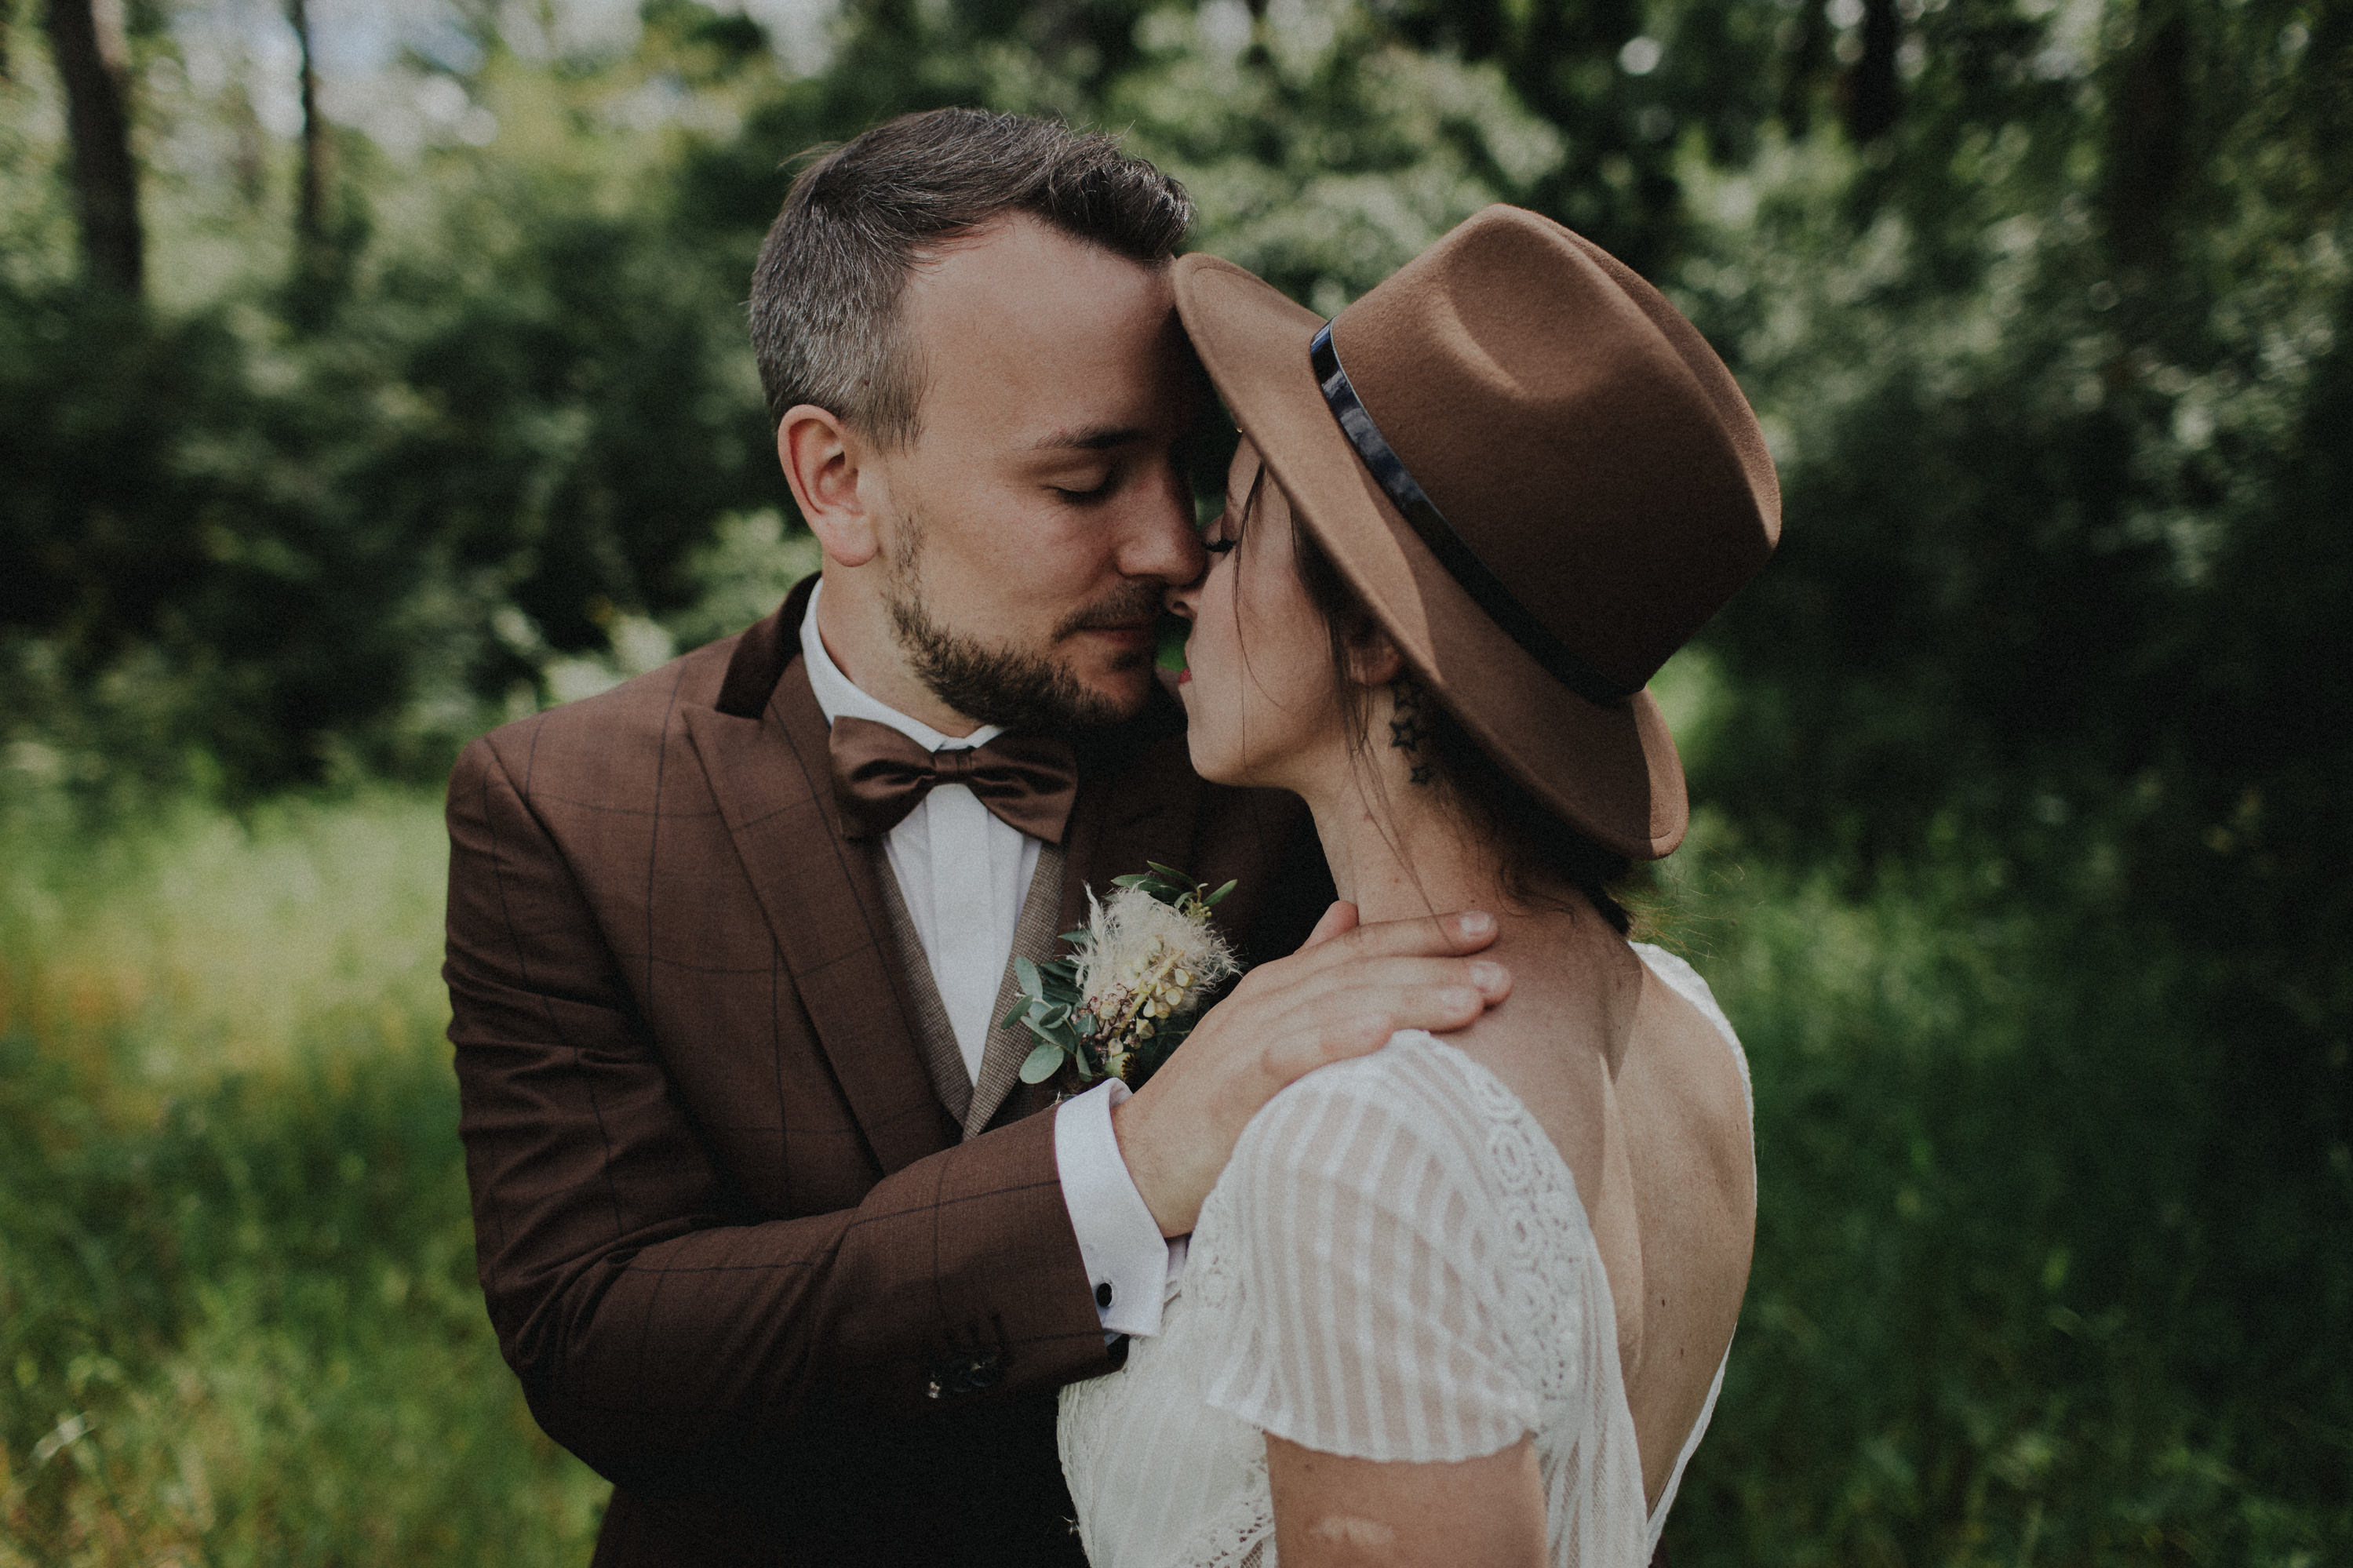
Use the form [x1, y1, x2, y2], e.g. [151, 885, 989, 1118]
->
[1343, 625, 1405, 689]
[778, 404, 880, 569]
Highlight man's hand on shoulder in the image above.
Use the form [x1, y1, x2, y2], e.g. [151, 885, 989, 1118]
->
[1110, 903, 1510, 1237]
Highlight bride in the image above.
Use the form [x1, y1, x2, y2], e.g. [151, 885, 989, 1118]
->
[1058, 206, 1781, 1567]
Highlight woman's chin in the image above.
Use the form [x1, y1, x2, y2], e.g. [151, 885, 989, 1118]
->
[1182, 729, 1254, 791]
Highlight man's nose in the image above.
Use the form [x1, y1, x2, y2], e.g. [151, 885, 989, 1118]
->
[1117, 458, 1206, 583]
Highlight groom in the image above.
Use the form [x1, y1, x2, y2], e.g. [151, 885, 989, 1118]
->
[444, 108, 1510, 1565]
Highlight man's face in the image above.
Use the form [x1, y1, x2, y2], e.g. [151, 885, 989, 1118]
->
[863, 216, 1206, 732]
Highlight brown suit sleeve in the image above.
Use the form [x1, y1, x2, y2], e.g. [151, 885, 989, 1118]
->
[444, 735, 1113, 1489]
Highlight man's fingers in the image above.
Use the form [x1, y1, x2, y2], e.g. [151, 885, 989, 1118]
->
[1244, 911, 1495, 999]
[1300, 900, 1360, 949]
[1269, 954, 1511, 1009]
[1302, 909, 1499, 966]
[1258, 980, 1495, 1082]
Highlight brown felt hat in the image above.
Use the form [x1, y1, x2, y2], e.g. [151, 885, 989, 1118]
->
[1173, 206, 1781, 860]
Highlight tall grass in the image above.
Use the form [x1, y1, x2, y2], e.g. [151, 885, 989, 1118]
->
[0, 784, 606, 1566]
[1659, 823, 2347, 1568]
[1, 787, 2341, 1564]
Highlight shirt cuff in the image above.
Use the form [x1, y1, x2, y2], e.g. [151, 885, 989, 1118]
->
[1054, 1079, 1181, 1338]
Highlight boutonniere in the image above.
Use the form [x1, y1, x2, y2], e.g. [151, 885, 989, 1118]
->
[1006, 863, 1241, 1091]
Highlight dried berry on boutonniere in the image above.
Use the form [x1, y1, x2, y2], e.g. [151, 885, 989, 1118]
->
[1004, 863, 1241, 1091]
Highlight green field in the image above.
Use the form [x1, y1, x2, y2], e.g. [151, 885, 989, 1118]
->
[0, 788, 604, 1566]
[2, 780, 2340, 1566]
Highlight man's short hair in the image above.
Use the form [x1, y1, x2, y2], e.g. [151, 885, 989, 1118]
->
[750, 108, 1193, 447]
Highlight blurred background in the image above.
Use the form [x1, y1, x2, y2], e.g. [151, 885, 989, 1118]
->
[1, 0, 2346, 1561]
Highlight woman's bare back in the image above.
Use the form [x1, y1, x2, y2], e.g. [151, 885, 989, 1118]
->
[1448, 911, 1757, 1508]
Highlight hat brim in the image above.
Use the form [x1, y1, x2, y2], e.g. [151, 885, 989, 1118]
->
[1173, 253, 1688, 862]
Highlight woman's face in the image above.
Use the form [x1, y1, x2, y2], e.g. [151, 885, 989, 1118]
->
[1164, 438, 1351, 794]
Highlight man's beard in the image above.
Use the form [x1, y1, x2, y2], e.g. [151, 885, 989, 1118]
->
[883, 535, 1164, 735]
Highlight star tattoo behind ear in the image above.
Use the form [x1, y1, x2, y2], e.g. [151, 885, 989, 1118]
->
[1389, 679, 1432, 784]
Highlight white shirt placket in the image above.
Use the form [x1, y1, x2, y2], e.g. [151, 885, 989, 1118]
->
[923, 777, 1003, 1082]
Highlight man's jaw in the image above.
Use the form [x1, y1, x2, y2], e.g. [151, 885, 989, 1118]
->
[894, 615, 1149, 733]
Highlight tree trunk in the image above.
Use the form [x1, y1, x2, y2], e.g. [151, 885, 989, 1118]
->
[287, 0, 326, 255]
[44, 0, 143, 293]
[1776, 0, 1830, 138]
[2105, 0, 2189, 275]
[1841, 0, 1903, 144]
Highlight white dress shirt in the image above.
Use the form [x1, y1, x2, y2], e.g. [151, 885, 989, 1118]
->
[800, 580, 1178, 1336]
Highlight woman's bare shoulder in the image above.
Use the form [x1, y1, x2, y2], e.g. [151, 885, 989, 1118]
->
[1626, 944, 1754, 1148]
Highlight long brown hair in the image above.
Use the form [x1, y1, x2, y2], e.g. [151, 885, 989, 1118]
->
[1284, 501, 1637, 933]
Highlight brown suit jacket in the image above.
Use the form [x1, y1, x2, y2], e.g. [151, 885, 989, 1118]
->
[445, 577, 1328, 1566]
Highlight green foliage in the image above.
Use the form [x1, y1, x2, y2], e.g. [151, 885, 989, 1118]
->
[0, 279, 422, 793]
[5, 788, 2340, 1563]
[1659, 824, 2351, 1565]
[1645, 19, 2353, 1552]
[1, 13, 796, 796]
[0, 788, 604, 1566]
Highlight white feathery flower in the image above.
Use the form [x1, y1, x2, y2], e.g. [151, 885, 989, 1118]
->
[1075, 884, 1239, 1075]
[1007, 865, 1246, 1090]
[1076, 883, 1237, 1015]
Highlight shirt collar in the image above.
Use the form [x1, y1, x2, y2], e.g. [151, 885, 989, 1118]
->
[799, 576, 1002, 754]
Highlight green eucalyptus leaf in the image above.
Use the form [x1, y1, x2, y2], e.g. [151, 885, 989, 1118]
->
[1014, 955, 1041, 995]
[1018, 1040, 1066, 1084]
[1205, 879, 1237, 907]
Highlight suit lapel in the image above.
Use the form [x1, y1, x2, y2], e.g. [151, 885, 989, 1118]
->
[679, 635, 951, 1177]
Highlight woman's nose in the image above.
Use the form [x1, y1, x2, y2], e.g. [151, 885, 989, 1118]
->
[1164, 573, 1200, 622]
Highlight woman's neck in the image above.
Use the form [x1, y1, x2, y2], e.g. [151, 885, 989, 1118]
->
[1302, 760, 1506, 928]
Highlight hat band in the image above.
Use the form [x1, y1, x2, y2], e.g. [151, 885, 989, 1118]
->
[1310, 323, 1638, 708]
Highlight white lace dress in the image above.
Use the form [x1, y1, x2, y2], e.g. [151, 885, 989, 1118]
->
[1058, 944, 1751, 1568]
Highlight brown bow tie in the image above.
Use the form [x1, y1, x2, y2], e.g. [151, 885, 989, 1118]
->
[829, 715, 1079, 844]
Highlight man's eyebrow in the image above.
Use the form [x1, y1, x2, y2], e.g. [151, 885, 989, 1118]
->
[1030, 424, 1153, 452]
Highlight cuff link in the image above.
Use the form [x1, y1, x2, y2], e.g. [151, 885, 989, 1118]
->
[924, 1348, 1005, 1400]
[1095, 1281, 1114, 1309]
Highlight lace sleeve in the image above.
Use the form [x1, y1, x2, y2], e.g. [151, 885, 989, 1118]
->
[1197, 1041, 1542, 1464]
